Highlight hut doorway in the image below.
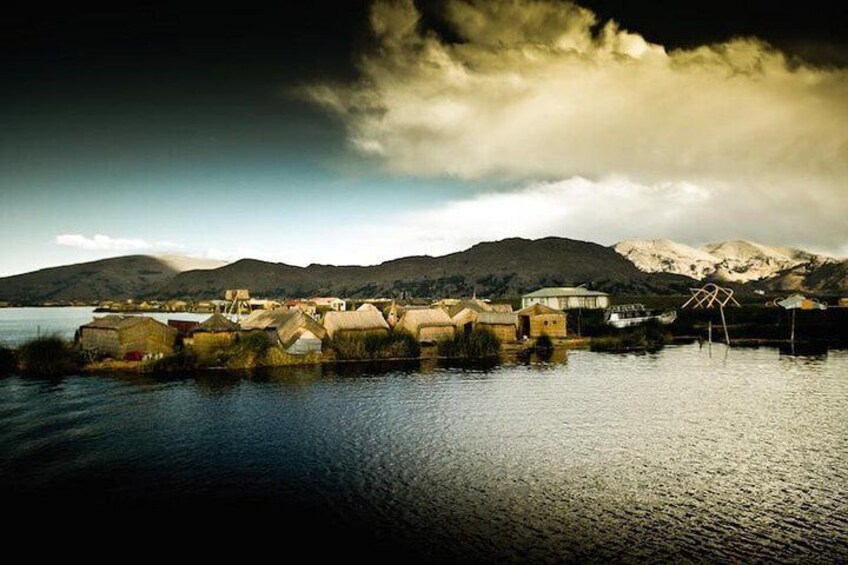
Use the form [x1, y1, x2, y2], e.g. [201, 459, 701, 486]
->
[520, 317, 530, 338]
[463, 322, 473, 337]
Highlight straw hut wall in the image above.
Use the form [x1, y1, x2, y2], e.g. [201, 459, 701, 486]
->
[451, 309, 518, 342]
[79, 315, 177, 359]
[517, 303, 567, 339]
[475, 311, 518, 343]
[396, 309, 456, 343]
[190, 313, 240, 361]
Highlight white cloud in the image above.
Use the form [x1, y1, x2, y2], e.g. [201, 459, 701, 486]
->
[154, 240, 186, 250]
[56, 234, 152, 251]
[306, 0, 848, 255]
[228, 176, 843, 267]
[55, 235, 188, 253]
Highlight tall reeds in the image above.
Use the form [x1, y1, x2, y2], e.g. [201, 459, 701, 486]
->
[332, 332, 421, 360]
[438, 328, 501, 358]
[16, 336, 80, 376]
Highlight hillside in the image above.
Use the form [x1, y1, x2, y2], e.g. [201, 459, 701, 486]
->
[5, 237, 843, 304]
[156, 237, 695, 299]
[615, 239, 835, 284]
[0, 255, 225, 303]
[758, 260, 848, 293]
[154, 255, 227, 273]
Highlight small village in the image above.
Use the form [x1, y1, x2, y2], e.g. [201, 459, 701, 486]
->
[1, 279, 843, 379]
[74, 287, 610, 371]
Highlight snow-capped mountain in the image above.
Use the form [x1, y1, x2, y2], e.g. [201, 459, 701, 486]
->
[701, 241, 828, 283]
[613, 239, 719, 280]
[614, 239, 835, 283]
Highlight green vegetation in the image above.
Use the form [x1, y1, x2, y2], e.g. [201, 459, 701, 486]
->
[16, 336, 80, 377]
[0, 346, 16, 376]
[242, 331, 274, 353]
[590, 322, 672, 353]
[439, 328, 501, 359]
[217, 331, 275, 368]
[150, 349, 199, 373]
[332, 332, 421, 361]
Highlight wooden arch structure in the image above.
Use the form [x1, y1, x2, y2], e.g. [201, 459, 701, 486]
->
[681, 283, 740, 345]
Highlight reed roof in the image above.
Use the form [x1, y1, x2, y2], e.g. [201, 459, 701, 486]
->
[81, 315, 165, 332]
[192, 312, 239, 334]
[518, 303, 565, 316]
[323, 310, 390, 334]
[399, 308, 454, 329]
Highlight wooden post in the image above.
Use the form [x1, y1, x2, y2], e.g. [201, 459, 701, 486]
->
[790, 308, 796, 344]
[577, 307, 582, 337]
[708, 319, 712, 345]
[720, 305, 730, 346]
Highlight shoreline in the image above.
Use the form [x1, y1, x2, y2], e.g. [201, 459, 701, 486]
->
[78, 337, 593, 374]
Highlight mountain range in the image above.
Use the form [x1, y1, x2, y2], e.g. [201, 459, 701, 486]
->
[613, 239, 842, 288]
[0, 238, 690, 303]
[0, 255, 225, 304]
[0, 237, 844, 304]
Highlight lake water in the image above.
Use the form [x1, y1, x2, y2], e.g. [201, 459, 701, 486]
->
[1, 338, 846, 561]
[0, 306, 208, 346]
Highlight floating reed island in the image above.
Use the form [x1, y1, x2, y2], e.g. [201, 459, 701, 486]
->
[1, 286, 845, 378]
[73, 295, 578, 373]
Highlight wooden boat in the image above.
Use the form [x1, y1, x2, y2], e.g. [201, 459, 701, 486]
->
[604, 304, 677, 329]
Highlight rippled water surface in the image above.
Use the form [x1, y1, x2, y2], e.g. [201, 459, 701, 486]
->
[1, 345, 846, 562]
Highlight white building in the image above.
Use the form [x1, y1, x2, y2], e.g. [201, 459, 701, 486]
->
[311, 297, 347, 311]
[521, 287, 610, 310]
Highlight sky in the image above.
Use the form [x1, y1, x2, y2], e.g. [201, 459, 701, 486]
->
[1, 0, 846, 276]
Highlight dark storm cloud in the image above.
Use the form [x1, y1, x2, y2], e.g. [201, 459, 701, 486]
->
[2, 0, 847, 267]
[306, 0, 848, 253]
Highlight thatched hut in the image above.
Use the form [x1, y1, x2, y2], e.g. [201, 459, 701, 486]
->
[445, 298, 491, 318]
[451, 309, 518, 342]
[517, 303, 567, 339]
[356, 303, 381, 313]
[241, 310, 326, 354]
[396, 309, 456, 343]
[474, 311, 518, 342]
[323, 310, 390, 340]
[189, 312, 240, 361]
[79, 315, 177, 360]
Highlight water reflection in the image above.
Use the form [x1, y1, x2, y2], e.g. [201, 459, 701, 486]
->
[1, 344, 845, 562]
[778, 341, 830, 358]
